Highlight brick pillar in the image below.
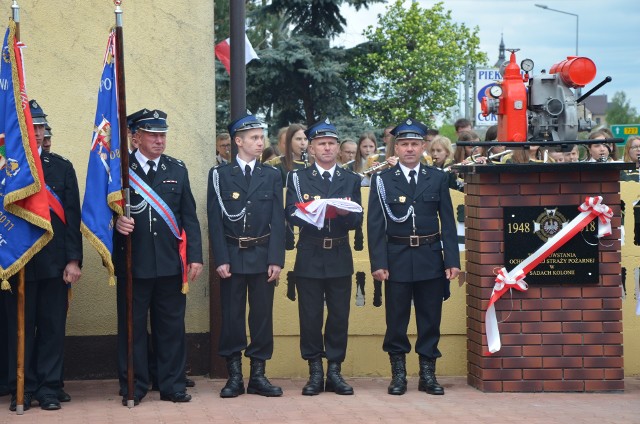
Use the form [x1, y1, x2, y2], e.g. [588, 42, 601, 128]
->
[464, 164, 624, 392]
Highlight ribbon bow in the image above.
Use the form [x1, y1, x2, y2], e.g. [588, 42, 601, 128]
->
[488, 268, 528, 308]
[578, 196, 612, 237]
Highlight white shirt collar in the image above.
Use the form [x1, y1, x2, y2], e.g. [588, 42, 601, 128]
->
[314, 163, 336, 179]
[398, 162, 420, 183]
[135, 150, 160, 173]
[236, 156, 256, 174]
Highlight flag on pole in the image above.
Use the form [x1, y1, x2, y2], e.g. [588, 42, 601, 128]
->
[0, 20, 53, 288]
[214, 34, 259, 73]
[80, 29, 123, 286]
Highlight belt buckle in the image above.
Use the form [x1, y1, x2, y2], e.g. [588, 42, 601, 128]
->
[323, 238, 333, 249]
[409, 235, 420, 247]
[238, 237, 250, 249]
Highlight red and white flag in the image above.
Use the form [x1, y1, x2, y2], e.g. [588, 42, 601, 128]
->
[214, 34, 259, 74]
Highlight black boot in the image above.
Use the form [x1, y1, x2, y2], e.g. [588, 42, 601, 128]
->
[388, 354, 407, 395]
[418, 356, 444, 395]
[220, 355, 245, 398]
[325, 362, 353, 395]
[247, 359, 283, 397]
[302, 358, 324, 396]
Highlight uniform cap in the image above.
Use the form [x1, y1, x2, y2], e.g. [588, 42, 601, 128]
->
[129, 109, 168, 133]
[29, 99, 48, 125]
[305, 118, 339, 141]
[390, 118, 429, 140]
[228, 114, 265, 138]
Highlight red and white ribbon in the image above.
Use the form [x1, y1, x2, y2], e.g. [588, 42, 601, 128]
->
[486, 196, 613, 354]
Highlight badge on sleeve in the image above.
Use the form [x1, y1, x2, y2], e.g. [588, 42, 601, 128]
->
[314, 195, 321, 200]
[303, 193, 309, 200]
[399, 196, 406, 203]
[232, 192, 240, 199]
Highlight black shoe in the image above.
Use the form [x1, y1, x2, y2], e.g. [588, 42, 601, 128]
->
[388, 354, 407, 396]
[418, 356, 444, 395]
[220, 355, 245, 398]
[302, 359, 324, 396]
[325, 362, 354, 395]
[160, 391, 191, 402]
[9, 393, 32, 411]
[150, 383, 160, 391]
[57, 389, 71, 402]
[38, 394, 61, 411]
[121, 395, 140, 406]
[247, 359, 283, 397]
[185, 377, 195, 388]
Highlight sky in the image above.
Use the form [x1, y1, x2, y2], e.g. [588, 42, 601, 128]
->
[336, 0, 640, 116]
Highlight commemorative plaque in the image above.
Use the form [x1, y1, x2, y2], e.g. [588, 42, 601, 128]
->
[503, 206, 599, 284]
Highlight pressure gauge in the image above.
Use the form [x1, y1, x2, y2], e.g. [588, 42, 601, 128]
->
[521, 58, 534, 72]
[489, 84, 503, 98]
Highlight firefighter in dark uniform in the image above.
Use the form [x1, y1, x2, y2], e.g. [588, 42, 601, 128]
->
[115, 109, 203, 406]
[367, 118, 460, 396]
[285, 118, 363, 396]
[207, 114, 285, 398]
[5, 100, 82, 411]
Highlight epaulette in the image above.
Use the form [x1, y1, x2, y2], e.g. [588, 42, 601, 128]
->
[162, 154, 186, 168]
[264, 155, 283, 167]
[378, 167, 394, 176]
[214, 161, 229, 170]
[48, 151, 71, 163]
[260, 163, 278, 173]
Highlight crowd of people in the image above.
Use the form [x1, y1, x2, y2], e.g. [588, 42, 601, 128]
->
[2, 105, 632, 411]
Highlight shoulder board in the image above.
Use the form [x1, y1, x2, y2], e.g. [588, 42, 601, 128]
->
[260, 163, 278, 173]
[264, 155, 283, 166]
[214, 161, 229, 170]
[48, 152, 71, 163]
[340, 167, 359, 177]
[377, 167, 394, 176]
[162, 154, 186, 168]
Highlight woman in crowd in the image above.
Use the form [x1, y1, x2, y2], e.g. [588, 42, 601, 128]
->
[621, 135, 640, 181]
[585, 129, 614, 162]
[266, 123, 309, 185]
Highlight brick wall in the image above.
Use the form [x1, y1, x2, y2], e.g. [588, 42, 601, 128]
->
[464, 166, 624, 392]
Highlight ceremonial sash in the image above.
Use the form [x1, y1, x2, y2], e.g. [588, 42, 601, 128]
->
[129, 171, 189, 293]
[46, 184, 67, 225]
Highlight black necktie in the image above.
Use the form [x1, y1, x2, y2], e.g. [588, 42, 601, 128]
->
[147, 160, 156, 184]
[409, 169, 417, 194]
[245, 164, 252, 187]
[322, 171, 331, 195]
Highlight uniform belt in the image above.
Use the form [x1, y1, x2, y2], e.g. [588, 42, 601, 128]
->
[301, 236, 349, 250]
[388, 233, 440, 247]
[225, 234, 270, 249]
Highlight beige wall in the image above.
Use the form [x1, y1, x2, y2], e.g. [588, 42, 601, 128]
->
[18, 1, 215, 335]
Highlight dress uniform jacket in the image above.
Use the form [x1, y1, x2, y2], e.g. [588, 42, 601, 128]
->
[367, 164, 460, 282]
[207, 160, 285, 271]
[114, 153, 202, 277]
[27, 151, 82, 280]
[285, 166, 363, 278]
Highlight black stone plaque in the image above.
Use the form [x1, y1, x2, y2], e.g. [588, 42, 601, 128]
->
[503, 206, 599, 284]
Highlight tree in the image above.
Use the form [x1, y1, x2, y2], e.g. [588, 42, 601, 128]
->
[605, 91, 639, 125]
[349, 1, 487, 128]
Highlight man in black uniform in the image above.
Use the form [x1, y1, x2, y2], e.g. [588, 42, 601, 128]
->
[368, 118, 460, 396]
[5, 100, 82, 411]
[115, 109, 203, 406]
[285, 118, 363, 396]
[208, 114, 285, 398]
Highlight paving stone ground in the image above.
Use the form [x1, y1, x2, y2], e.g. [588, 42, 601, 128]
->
[1, 376, 638, 423]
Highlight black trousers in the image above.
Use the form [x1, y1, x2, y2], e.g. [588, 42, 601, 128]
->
[218, 273, 275, 360]
[117, 275, 186, 398]
[296, 276, 351, 363]
[4, 277, 68, 398]
[383, 277, 446, 359]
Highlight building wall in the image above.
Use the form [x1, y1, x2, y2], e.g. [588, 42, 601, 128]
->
[18, 1, 216, 338]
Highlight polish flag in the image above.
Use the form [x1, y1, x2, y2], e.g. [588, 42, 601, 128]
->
[214, 34, 259, 74]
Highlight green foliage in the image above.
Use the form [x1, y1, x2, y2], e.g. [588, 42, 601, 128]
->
[605, 91, 640, 125]
[349, 1, 487, 128]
